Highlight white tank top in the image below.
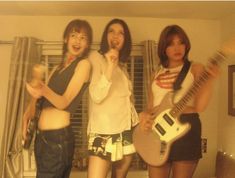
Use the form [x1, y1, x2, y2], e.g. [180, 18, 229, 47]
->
[152, 64, 194, 107]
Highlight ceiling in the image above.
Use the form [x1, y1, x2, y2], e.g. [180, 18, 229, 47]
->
[0, 1, 235, 20]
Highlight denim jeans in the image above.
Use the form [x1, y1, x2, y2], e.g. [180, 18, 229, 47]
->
[34, 125, 75, 178]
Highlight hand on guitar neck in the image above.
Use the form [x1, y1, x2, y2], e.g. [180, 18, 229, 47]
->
[204, 36, 235, 80]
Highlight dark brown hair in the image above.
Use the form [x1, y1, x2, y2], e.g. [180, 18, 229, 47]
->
[61, 19, 93, 65]
[157, 24, 191, 67]
[99, 18, 132, 63]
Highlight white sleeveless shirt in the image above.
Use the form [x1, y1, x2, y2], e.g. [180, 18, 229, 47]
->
[152, 64, 195, 107]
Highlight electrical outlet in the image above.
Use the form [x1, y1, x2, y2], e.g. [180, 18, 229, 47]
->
[201, 138, 207, 153]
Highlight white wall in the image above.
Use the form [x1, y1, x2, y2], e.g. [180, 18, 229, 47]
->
[0, 15, 221, 178]
[218, 13, 235, 157]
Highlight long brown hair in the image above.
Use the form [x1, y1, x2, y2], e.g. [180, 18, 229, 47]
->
[157, 25, 191, 67]
[99, 18, 132, 63]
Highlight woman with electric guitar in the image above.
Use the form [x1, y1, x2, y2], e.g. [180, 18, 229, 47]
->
[133, 24, 234, 178]
[23, 19, 93, 178]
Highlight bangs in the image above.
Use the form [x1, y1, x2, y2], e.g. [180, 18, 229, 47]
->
[70, 26, 87, 35]
[166, 33, 185, 46]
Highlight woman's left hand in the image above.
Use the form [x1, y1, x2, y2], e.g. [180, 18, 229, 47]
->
[26, 82, 44, 99]
[206, 62, 220, 79]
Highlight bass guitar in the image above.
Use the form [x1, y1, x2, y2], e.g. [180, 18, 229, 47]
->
[133, 51, 227, 166]
[23, 98, 43, 149]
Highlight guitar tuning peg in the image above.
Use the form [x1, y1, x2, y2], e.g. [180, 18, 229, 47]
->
[208, 58, 218, 67]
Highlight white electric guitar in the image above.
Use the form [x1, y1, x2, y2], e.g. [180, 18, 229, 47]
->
[133, 51, 228, 166]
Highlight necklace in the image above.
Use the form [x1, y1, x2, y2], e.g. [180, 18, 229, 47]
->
[67, 56, 76, 64]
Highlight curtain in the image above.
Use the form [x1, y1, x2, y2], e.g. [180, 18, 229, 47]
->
[0, 37, 41, 178]
[142, 40, 159, 107]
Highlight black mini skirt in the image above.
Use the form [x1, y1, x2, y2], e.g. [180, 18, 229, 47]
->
[168, 113, 202, 162]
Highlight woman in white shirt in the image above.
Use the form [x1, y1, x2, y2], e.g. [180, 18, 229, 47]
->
[87, 18, 139, 178]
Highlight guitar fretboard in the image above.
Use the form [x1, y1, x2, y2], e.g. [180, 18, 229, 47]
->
[169, 51, 226, 117]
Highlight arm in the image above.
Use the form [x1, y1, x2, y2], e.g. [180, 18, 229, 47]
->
[22, 98, 37, 140]
[26, 60, 91, 110]
[43, 60, 91, 109]
[186, 36, 235, 113]
[139, 73, 156, 131]
[89, 51, 117, 103]
[191, 62, 218, 112]
[146, 73, 156, 111]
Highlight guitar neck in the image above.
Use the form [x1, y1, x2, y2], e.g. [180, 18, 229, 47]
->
[170, 70, 210, 117]
[170, 51, 226, 117]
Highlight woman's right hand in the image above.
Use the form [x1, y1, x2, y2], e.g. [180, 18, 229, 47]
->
[105, 48, 119, 67]
[139, 111, 154, 132]
[26, 82, 45, 99]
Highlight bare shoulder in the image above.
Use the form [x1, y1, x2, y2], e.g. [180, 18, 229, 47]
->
[88, 51, 99, 59]
[75, 58, 91, 71]
[78, 58, 91, 67]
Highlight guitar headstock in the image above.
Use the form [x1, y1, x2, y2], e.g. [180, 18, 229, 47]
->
[220, 36, 235, 56]
[208, 36, 235, 66]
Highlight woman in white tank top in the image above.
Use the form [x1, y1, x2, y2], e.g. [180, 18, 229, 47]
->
[139, 24, 221, 178]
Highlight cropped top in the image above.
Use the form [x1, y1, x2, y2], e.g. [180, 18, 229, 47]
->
[152, 63, 195, 107]
[42, 57, 89, 113]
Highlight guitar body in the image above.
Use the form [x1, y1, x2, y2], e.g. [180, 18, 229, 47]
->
[133, 124, 170, 166]
[133, 92, 191, 166]
[23, 99, 42, 149]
